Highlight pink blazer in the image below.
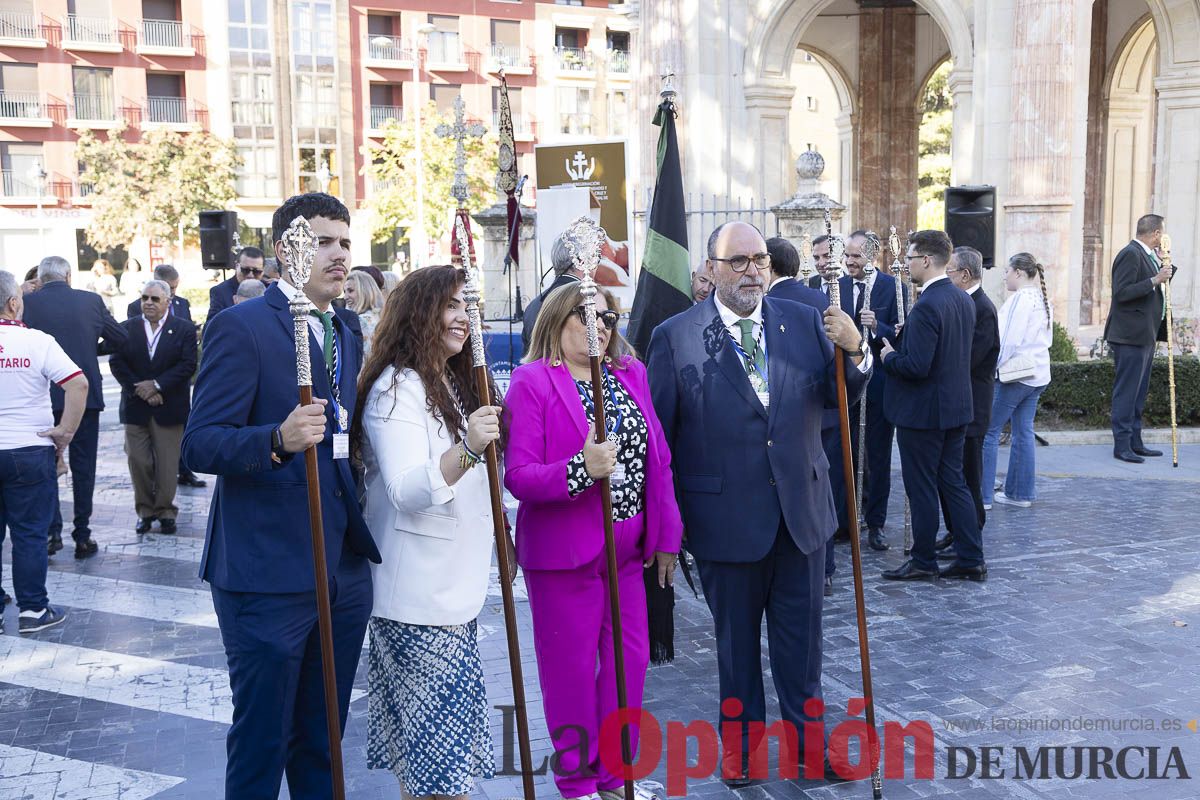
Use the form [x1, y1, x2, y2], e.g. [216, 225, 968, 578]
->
[503, 356, 684, 571]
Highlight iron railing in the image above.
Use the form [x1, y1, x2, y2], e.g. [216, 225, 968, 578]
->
[608, 49, 630, 73]
[366, 34, 410, 62]
[140, 19, 185, 49]
[1, 169, 43, 197]
[489, 43, 530, 69]
[369, 105, 404, 128]
[66, 14, 116, 44]
[73, 92, 115, 120]
[554, 46, 594, 71]
[0, 91, 44, 119]
[0, 11, 39, 40]
[146, 95, 187, 124]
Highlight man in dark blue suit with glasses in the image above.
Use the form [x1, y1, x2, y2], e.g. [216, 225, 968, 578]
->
[649, 221, 869, 784]
[183, 193, 380, 799]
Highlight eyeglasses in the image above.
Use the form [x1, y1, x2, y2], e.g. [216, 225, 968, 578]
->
[904, 254, 930, 263]
[239, 267, 264, 277]
[140, 295, 165, 303]
[710, 253, 771, 273]
[574, 305, 619, 331]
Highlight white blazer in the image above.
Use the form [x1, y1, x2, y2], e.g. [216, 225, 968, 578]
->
[361, 366, 494, 625]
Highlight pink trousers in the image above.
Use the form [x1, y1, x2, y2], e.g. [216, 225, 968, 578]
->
[522, 513, 650, 798]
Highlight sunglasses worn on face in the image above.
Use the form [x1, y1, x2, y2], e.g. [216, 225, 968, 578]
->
[574, 306, 619, 331]
[240, 267, 264, 277]
[141, 295, 165, 303]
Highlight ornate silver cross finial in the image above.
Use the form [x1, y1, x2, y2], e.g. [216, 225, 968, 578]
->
[436, 95, 487, 206]
[280, 215, 319, 387]
[562, 216, 608, 358]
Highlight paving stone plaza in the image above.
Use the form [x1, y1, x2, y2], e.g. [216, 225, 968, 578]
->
[2, 395, 1199, 799]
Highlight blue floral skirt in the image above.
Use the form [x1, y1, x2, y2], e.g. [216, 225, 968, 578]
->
[367, 617, 495, 795]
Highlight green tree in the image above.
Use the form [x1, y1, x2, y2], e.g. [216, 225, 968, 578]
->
[76, 124, 240, 252]
[917, 61, 953, 230]
[362, 102, 498, 245]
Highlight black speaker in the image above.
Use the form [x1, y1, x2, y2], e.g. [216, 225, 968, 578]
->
[199, 210, 238, 269]
[944, 186, 996, 268]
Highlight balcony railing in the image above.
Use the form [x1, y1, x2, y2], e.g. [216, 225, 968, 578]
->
[426, 34, 462, 65]
[74, 180, 95, 198]
[554, 46, 594, 72]
[146, 95, 188, 124]
[369, 105, 404, 129]
[140, 18, 185, 49]
[492, 110, 533, 136]
[1, 170, 43, 198]
[0, 10, 39, 40]
[0, 91, 45, 119]
[559, 112, 593, 135]
[609, 49, 630, 73]
[72, 92, 115, 121]
[66, 14, 117, 45]
[365, 34, 411, 62]
[489, 43, 530, 70]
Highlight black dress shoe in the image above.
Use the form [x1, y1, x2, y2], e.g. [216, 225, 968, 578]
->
[74, 538, 98, 559]
[936, 548, 958, 561]
[823, 575, 833, 596]
[934, 533, 954, 551]
[135, 517, 155, 534]
[1132, 445, 1163, 457]
[1114, 450, 1145, 464]
[832, 527, 851, 543]
[824, 757, 865, 782]
[48, 534, 63, 555]
[159, 518, 177, 535]
[721, 759, 751, 788]
[868, 528, 889, 551]
[939, 561, 988, 581]
[881, 559, 939, 582]
[178, 473, 207, 488]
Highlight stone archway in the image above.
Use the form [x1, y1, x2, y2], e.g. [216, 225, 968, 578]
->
[787, 45, 856, 220]
[744, 0, 974, 230]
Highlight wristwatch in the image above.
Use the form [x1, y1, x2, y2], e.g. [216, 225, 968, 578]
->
[270, 426, 287, 462]
[845, 336, 867, 359]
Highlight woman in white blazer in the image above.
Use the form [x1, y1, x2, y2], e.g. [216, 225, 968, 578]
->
[350, 265, 508, 800]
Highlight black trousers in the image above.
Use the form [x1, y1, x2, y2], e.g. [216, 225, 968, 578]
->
[940, 433, 985, 535]
[1110, 342, 1155, 452]
[896, 425, 983, 570]
[49, 408, 100, 542]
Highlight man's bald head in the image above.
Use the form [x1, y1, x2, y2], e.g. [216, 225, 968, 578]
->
[706, 221, 770, 316]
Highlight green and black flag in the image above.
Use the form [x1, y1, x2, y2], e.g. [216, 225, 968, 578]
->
[626, 97, 691, 358]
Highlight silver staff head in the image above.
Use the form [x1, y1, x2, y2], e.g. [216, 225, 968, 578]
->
[562, 216, 608, 358]
[453, 216, 487, 368]
[280, 215, 318, 304]
[799, 231, 814, 279]
[861, 230, 881, 274]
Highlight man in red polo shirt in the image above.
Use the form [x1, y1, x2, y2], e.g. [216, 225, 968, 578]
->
[0, 269, 88, 634]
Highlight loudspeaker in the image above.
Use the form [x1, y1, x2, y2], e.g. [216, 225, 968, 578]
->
[199, 210, 238, 269]
[944, 186, 996, 268]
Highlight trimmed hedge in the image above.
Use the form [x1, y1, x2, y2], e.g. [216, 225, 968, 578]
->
[1038, 357, 1200, 430]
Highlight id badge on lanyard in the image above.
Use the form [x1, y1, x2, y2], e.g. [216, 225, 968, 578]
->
[327, 330, 350, 460]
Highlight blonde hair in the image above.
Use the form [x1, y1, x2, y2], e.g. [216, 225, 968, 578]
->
[1009, 252, 1051, 329]
[381, 270, 401, 296]
[524, 283, 635, 366]
[345, 270, 384, 315]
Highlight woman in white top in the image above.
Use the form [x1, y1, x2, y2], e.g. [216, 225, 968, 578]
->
[351, 264, 508, 799]
[343, 270, 384, 355]
[981, 252, 1053, 509]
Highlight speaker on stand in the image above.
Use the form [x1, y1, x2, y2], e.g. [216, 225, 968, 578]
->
[944, 186, 996, 268]
[199, 210, 238, 272]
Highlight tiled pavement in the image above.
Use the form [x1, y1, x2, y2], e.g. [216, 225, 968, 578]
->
[3, 421, 1200, 800]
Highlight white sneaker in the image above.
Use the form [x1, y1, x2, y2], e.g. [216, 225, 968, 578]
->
[983, 503, 992, 511]
[993, 492, 1032, 508]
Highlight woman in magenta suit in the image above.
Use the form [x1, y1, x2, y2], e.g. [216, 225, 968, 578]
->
[504, 283, 683, 800]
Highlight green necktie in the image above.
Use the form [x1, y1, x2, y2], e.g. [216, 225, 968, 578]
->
[736, 318, 766, 377]
[310, 309, 334, 371]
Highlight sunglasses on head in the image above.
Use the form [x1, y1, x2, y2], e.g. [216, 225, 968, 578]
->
[574, 305, 619, 331]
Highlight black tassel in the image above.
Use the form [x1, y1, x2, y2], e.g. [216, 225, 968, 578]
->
[644, 563, 675, 665]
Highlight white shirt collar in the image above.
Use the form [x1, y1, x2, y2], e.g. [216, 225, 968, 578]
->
[767, 276, 792, 291]
[276, 277, 332, 313]
[714, 292, 763, 331]
[966, 282, 982, 295]
[923, 274, 949, 289]
[1134, 239, 1157, 258]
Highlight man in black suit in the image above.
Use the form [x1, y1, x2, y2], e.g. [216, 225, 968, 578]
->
[22, 256, 128, 558]
[839, 231, 902, 552]
[806, 234, 834, 291]
[765, 236, 843, 596]
[109, 280, 198, 535]
[125, 264, 191, 322]
[521, 234, 581, 351]
[879, 230, 984, 583]
[206, 246, 265, 322]
[1103, 213, 1175, 463]
[937, 246, 999, 554]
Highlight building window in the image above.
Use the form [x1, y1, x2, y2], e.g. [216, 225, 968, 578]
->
[492, 85, 525, 133]
[229, 0, 277, 197]
[369, 83, 403, 128]
[291, 0, 339, 195]
[557, 86, 591, 135]
[803, 50, 815, 62]
[608, 90, 627, 137]
[0, 63, 41, 119]
[71, 66, 114, 120]
[806, 96, 817, 112]
[490, 19, 522, 67]
[0, 142, 44, 197]
[427, 14, 460, 64]
[431, 84, 460, 115]
[555, 27, 582, 49]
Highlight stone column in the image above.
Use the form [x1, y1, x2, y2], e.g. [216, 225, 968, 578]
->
[856, 4, 918, 232]
[1154, 71, 1200, 317]
[744, 81, 796, 204]
[471, 200, 537, 319]
[1079, 0, 1107, 326]
[1002, 0, 1090, 330]
[946, 68, 976, 185]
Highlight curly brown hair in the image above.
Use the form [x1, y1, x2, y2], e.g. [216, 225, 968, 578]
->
[350, 265, 502, 462]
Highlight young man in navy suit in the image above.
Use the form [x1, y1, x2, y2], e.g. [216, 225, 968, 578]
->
[649, 222, 869, 783]
[879, 230, 985, 582]
[839, 231, 901, 551]
[183, 193, 381, 798]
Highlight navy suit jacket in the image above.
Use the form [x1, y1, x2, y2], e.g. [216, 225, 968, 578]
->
[1103, 241, 1169, 346]
[183, 283, 381, 593]
[647, 295, 869, 562]
[109, 317, 198, 427]
[838, 271, 902, 355]
[22, 280, 127, 411]
[768, 276, 829, 312]
[127, 294, 191, 322]
[205, 275, 239, 322]
[966, 288, 1000, 437]
[881, 277, 975, 431]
